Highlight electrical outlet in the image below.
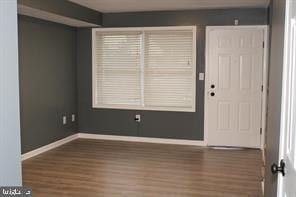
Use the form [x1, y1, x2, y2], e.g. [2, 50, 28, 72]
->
[135, 114, 141, 122]
[199, 73, 204, 81]
[71, 114, 75, 122]
[62, 116, 67, 125]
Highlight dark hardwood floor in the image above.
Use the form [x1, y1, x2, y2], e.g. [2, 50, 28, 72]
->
[22, 139, 263, 196]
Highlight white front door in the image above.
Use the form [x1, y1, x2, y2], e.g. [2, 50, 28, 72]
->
[277, 0, 296, 196]
[205, 26, 265, 148]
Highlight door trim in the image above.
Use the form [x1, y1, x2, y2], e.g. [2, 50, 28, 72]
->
[204, 25, 269, 150]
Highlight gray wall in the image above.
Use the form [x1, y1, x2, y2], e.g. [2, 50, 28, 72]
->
[264, 0, 286, 196]
[0, 0, 22, 186]
[103, 8, 268, 27]
[77, 8, 268, 140]
[19, 16, 77, 153]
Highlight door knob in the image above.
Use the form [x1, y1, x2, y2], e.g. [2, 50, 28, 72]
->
[271, 159, 285, 176]
[210, 92, 215, 96]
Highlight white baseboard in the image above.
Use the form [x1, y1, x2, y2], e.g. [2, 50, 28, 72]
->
[262, 149, 266, 166]
[21, 134, 79, 161]
[21, 133, 205, 161]
[261, 180, 264, 196]
[78, 133, 205, 146]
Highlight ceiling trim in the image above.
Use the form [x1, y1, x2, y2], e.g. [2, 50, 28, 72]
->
[18, 0, 102, 25]
[68, 0, 270, 13]
[18, 5, 100, 27]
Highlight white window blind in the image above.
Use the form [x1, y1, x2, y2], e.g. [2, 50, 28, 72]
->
[94, 31, 142, 106]
[144, 30, 194, 108]
[92, 26, 196, 112]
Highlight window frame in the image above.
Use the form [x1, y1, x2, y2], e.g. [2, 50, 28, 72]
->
[92, 26, 197, 112]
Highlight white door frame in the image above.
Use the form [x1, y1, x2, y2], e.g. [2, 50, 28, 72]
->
[204, 25, 269, 150]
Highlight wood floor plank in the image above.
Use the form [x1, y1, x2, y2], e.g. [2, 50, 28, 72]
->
[22, 139, 263, 197]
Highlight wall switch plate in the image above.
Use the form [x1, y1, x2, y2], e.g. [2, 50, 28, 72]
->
[71, 114, 75, 122]
[135, 114, 141, 122]
[234, 19, 239, 25]
[199, 73, 205, 81]
[62, 116, 67, 125]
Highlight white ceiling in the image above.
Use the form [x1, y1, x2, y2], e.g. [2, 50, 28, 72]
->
[68, 0, 270, 13]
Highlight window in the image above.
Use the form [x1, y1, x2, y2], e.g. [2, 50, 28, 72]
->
[92, 26, 196, 112]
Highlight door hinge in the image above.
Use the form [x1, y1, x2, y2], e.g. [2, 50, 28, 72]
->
[263, 41, 265, 48]
[261, 85, 264, 92]
[260, 128, 262, 135]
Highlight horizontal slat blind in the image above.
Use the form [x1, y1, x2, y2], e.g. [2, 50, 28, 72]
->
[94, 31, 141, 106]
[144, 30, 194, 108]
[93, 27, 196, 112]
